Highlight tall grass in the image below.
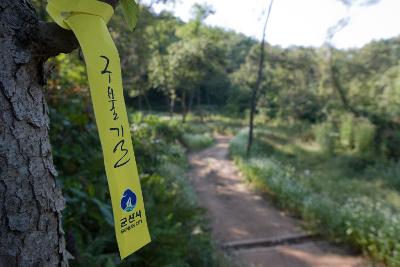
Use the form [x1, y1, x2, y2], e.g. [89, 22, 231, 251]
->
[353, 118, 376, 155]
[230, 129, 400, 266]
[339, 113, 355, 148]
[53, 113, 217, 267]
[181, 133, 214, 151]
[313, 121, 337, 155]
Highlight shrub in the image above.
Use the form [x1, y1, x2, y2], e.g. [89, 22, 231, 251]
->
[181, 133, 214, 151]
[382, 129, 400, 158]
[50, 111, 216, 267]
[367, 161, 400, 190]
[230, 131, 400, 266]
[229, 129, 248, 157]
[154, 120, 183, 143]
[182, 123, 211, 135]
[342, 198, 400, 267]
[313, 121, 337, 155]
[339, 113, 355, 148]
[353, 118, 376, 156]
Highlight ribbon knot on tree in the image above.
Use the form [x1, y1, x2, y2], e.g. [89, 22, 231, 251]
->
[46, 0, 151, 259]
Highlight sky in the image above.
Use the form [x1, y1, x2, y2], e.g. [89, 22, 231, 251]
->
[152, 0, 400, 49]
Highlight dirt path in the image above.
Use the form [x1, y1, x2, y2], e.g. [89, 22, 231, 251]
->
[189, 135, 366, 267]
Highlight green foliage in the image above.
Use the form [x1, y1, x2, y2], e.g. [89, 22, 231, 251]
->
[366, 160, 400, 190]
[342, 199, 400, 266]
[321, 114, 377, 157]
[181, 133, 214, 151]
[134, 172, 214, 267]
[36, 0, 400, 140]
[49, 93, 215, 266]
[383, 130, 400, 158]
[39, 0, 400, 265]
[181, 122, 211, 135]
[353, 118, 376, 155]
[313, 121, 337, 155]
[230, 129, 400, 266]
[339, 113, 354, 148]
[229, 129, 249, 158]
[120, 0, 139, 31]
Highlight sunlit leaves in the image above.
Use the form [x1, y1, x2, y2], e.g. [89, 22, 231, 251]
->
[120, 0, 139, 31]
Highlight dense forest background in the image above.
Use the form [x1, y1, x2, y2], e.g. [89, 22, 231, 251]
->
[26, 0, 400, 266]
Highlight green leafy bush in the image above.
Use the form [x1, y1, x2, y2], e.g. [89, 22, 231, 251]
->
[230, 130, 400, 266]
[367, 161, 400, 190]
[342, 198, 400, 266]
[229, 128, 272, 157]
[383, 130, 400, 158]
[229, 129, 248, 157]
[353, 118, 376, 156]
[50, 106, 216, 266]
[182, 123, 212, 135]
[181, 133, 214, 151]
[339, 113, 355, 148]
[313, 122, 337, 155]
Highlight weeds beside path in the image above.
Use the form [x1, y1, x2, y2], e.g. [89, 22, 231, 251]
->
[189, 135, 366, 267]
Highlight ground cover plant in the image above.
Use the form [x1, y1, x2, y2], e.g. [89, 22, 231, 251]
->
[230, 124, 400, 266]
[51, 105, 216, 266]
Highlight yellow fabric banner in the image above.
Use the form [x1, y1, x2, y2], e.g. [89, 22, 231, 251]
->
[46, 0, 151, 259]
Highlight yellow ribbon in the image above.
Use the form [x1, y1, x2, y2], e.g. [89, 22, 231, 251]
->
[46, 0, 151, 259]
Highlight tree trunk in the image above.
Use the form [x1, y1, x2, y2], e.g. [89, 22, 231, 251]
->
[143, 91, 152, 111]
[329, 49, 357, 115]
[206, 90, 210, 106]
[181, 91, 187, 123]
[247, 0, 274, 156]
[138, 94, 143, 110]
[247, 85, 258, 156]
[153, 26, 173, 117]
[169, 91, 175, 118]
[0, 1, 69, 266]
[197, 90, 204, 123]
[188, 90, 195, 113]
[0, 0, 119, 266]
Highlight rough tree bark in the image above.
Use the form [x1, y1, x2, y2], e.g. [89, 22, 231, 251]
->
[0, 2, 73, 266]
[0, 0, 117, 266]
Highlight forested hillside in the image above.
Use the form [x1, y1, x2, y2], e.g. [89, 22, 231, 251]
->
[46, 1, 400, 159]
